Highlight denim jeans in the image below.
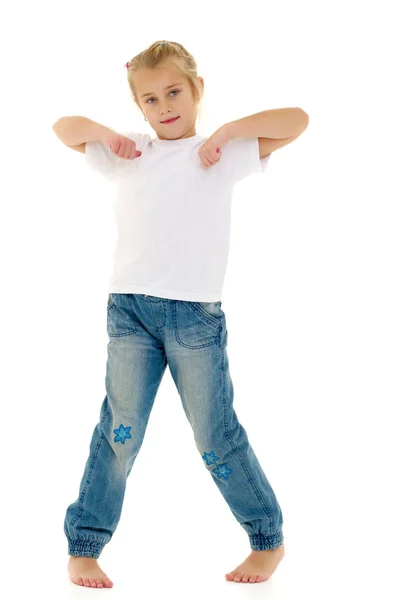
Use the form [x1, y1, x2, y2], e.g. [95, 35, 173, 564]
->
[64, 293, 284, 558]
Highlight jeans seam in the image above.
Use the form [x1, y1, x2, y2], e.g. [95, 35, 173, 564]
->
[221, 341, 274, 531]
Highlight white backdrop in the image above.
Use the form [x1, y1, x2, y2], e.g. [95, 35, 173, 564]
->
[2, 1, 399, 598]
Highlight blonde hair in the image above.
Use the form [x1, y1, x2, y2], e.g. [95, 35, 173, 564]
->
[126, 40, 203, 121]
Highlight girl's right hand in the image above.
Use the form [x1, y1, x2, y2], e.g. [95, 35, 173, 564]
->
[104, 132, 142, 160]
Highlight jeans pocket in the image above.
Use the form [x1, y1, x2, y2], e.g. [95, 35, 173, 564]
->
[194, 301, 223, 320]
[107, 294, 140, 338]
[107, 293, 114, 310]
[174, 301, 224, 349]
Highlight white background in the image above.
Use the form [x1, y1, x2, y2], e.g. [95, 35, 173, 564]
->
[2, 0, 399, 598]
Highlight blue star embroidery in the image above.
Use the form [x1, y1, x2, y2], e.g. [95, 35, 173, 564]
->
[213, 463, 233, 480]
[202, 451, 220, 465]
[113, 424, 132, 444]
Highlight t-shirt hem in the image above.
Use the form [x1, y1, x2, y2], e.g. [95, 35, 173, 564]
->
[108, 285, 222, 302]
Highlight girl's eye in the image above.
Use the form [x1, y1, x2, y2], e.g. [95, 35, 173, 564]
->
[146, 90, 180, 104]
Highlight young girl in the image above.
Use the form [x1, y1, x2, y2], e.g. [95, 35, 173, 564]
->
[55, 40, 308, 588]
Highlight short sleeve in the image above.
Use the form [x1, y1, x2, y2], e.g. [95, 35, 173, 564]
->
[85, 130, 143, 183]
[220, 137, 271, 185]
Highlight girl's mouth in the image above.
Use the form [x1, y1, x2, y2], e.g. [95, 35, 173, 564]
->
[161, 117, 180, 124]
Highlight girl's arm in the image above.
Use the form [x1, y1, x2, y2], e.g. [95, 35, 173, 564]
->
[52, 116, 112, 152]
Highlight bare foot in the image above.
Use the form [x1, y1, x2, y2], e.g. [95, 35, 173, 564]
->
[225, 542, 285, 583]
[68, 556, 114, 588]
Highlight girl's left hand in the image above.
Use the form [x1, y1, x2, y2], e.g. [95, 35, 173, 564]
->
[198, 125, 231, 168]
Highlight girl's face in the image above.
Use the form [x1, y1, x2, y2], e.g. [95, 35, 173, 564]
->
[134, 64, 203, 140]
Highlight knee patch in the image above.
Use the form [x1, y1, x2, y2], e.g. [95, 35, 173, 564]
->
[202, 450, 233, 480]
[113, 424, 132, 444]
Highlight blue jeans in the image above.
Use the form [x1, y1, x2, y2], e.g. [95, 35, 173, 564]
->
[64, 294, 284, 558]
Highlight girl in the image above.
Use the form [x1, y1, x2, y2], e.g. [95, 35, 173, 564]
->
[54, 40, 308, 588]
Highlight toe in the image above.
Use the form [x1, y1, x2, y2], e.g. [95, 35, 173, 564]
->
[83, 578, 90, 587]
[90, 578, 97, 587]
[234, 572, 242, 582]
[249, 574, 257, 583]
[242, 573, 250, 583]
[96, 580, 104, 588]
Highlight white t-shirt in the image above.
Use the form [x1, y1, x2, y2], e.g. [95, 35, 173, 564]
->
[85, 131, 271, 301]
